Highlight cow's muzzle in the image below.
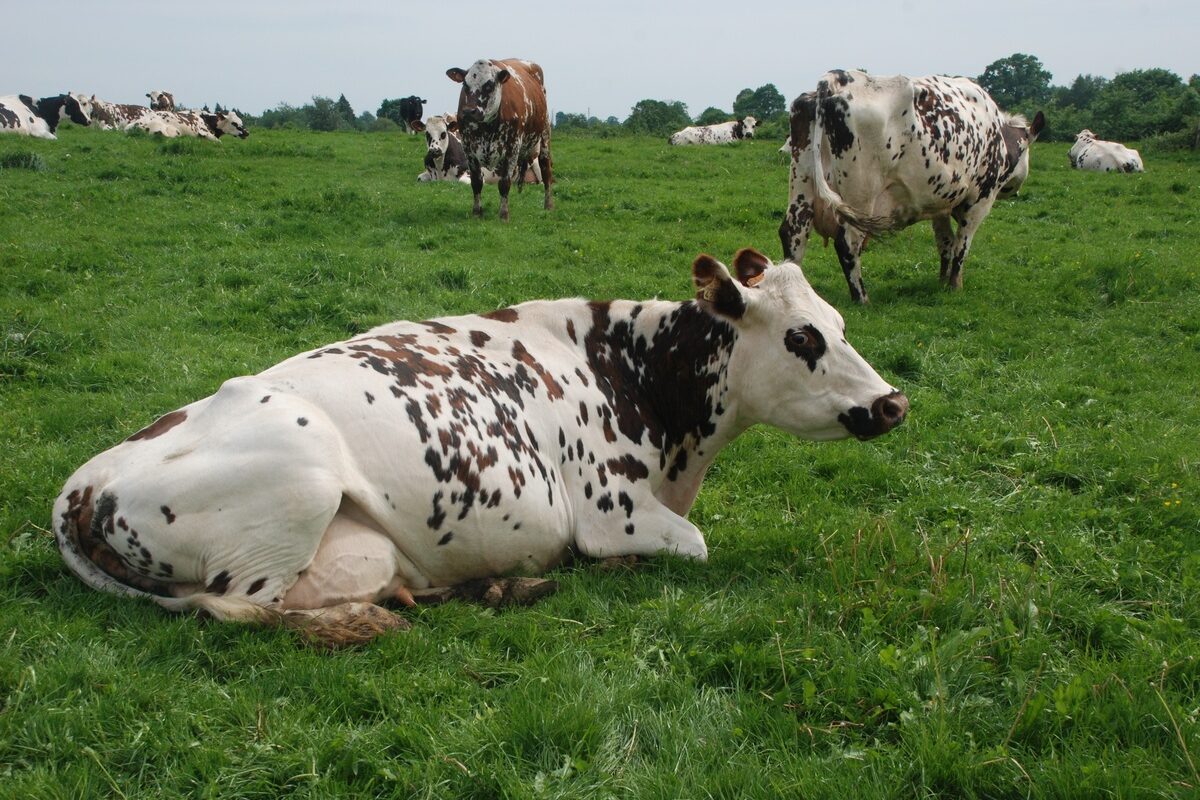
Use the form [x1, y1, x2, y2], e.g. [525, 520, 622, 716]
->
[460, 107, 484, 122]
[838, 391, 909, 440]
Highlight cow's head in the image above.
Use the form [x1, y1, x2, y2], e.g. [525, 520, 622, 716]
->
[447, 59, 509, 124]
[411, 114, 458, 166]
[998, 110, 1045, 198]
[146, 90, 175, 111]
[68, 92, 94, 121]
[204, 111, 249, 139]
[741, 116, 758, 138]
[38, 94, 91, 129]
[693, 249, 907, 441]
[1075, 129, 1096, 143]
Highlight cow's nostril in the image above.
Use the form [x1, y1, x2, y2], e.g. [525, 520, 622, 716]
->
[872, 391, 909, 429]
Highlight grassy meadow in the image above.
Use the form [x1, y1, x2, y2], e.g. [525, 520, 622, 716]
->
[1, 125, 1198, 798]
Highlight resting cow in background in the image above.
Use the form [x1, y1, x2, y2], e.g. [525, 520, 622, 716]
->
[780, 69, 1044, 303]
[669, 116, 758, 145]
[126, 109, 249, 140]
[446, 58, 553, 220]
[411, 114, 540, 185]
[1069, 130, 1144, 173]
[0, 94, 91, 139]
[53, 247, 905, 647]
[147, 90, 176, 111]
[398, 96, 426, 133]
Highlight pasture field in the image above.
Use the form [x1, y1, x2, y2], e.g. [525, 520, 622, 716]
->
[1, 126, 1198, 799]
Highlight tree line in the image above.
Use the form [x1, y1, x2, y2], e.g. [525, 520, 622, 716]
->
[240, 56, 1200, 145]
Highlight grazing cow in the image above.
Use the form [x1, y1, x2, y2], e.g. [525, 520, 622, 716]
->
[54, 248, 906, 647]
[0, 94, 91, 139]
[411, 114, 540, 185]
[669, 116, 758, 145]
[398, 96, 426, 133]
[147, 90, 176, 111]
[779, 70, 1045, 303]
[446, 58, 553, 220]
[1069, 130, 1144, 173]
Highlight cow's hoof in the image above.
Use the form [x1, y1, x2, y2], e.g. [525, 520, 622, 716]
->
[283, 602, 410, 649]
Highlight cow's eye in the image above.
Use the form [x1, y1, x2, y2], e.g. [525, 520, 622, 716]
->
[788, 330, 808, 347]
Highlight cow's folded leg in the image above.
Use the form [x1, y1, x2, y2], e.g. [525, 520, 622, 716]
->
[282, 602, 409, 649]
[575, 496, 708, 562]
[410, 577, 559, 608]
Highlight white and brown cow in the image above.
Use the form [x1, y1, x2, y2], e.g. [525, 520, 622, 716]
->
[780, 70, 1045, 303]
[146, 90, 176, 111]
[0, 94, 91, 139]
[411, 114, 540, 185]
[669, 116, 758, 145]
[446, 58, 553, 220]
[128, 108, 249, 140]
[54, 249, 906, 646]
[1069, 130, 1144, 173]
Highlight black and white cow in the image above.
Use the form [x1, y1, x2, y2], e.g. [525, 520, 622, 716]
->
[147, 90, 176, 111]
[669, 116, 758, 145]
[0, 94, 91, 139]
[446, 58, 553, 220]
[1069, 130, 1144, 173]
[411, 114, 540, 185]
[398, 96, 426, 133]
[54, 249, 906, 647]
[779, 70, 1045, 303]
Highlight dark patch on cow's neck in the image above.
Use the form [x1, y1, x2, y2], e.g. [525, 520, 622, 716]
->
[733, 121, 745, 140]
[583, 301, 736, 473]
[34, 95, 66, 132]
[1000, 123, 1027, 175]
[445, 132, 468, 171]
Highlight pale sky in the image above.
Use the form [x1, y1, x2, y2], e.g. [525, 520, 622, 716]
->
[10, 1, 1196, 119]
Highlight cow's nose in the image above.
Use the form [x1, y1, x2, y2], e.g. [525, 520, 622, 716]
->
[873, 391, 908, 433]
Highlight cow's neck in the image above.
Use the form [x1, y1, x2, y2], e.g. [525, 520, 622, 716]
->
[34, 96, 64, 133]
[583, 300, 746, 515]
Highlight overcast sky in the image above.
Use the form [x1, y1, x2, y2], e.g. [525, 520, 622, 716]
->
[9, 1, 1196, 120]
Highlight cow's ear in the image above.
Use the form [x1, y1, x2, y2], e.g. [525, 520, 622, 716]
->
[409, 119, 426, 132]
[445, 116, 459, 132]
[732, 248, 771, 287]
[495, 69, 511, 85]
[1030, 110, 1045, 140]
[447, 68, 466, 83]
[693, 255, 746, 320]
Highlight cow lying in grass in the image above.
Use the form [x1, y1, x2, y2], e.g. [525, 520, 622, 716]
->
[411, 114, 540, 185]
[0, 94, 91, 139]
[55, 249, 907, 647]
[1069, 130, 1144, 173]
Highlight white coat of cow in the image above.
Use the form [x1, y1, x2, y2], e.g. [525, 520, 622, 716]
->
[780, 70, 1045, 302]
[54, 249, 907, 646]
[0, 94, 91, 139]
[1069, 130, 1143, 173]
[669, 116, 758, 145]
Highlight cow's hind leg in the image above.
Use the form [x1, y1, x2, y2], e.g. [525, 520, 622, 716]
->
[539, 145, 553, 210]
[946, 200, 996, 290]
[834, 226, 869, 304]
[932, 216, 956, 283]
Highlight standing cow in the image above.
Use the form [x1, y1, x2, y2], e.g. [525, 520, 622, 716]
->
[53, 248, 905, 646]
[446, 58, 553, 220]
[398, 96, 426, 133]
[779, 70, 1044, 303]
[1069, 130, 1144, 173]
[0, 94, 91, 139]
[669, 116, 758, 145]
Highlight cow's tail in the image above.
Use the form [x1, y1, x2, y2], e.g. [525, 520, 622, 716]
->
[54, 488, 277, 625]
[809, 88, 894, 237]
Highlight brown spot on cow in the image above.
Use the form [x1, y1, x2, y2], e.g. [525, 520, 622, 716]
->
[470, 330, 491, 348]
[483, 307, 519, 323]
[126, 410, 187, 442]
[161, 506, 176, 524]
[511, 341, 564, 399]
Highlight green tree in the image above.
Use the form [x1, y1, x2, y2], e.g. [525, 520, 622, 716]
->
[1055, 74, 1108, 108]
[696, 106, 731, 125]
[308, 96, 344, 132]
[978, 53, 1052, 108]
[377, 98, 407, 126]
[732, 84, 785, 120]
[334, 94, 357, 128]
[624, 99, 690, 136]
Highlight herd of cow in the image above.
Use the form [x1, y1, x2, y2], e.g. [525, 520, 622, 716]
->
[0, 89, 249, 141]
[43, 59, 1150, 645]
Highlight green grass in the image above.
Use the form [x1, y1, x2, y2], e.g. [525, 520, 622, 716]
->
[2, 125, 1199, 798]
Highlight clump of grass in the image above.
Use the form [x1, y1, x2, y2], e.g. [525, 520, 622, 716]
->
[0, 152, 46, 171]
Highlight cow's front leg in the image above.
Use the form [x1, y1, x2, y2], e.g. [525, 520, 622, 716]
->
[497, 172, 512, 221]
[834, 226, 869, 304]
[778, 198, 813, 263]
[932, 216, 956, 283]
[575, 494, 708, 562]
[538, 147, 553, 210]
[468, 157, 484, 217]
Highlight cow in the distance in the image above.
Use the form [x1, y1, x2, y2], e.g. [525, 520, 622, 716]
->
[669, 116, 758, 145]
[128, 109, 249, 140]
[1069, 130, 1144, 173]
[53, 248, 906, 647]
[780, 70, 1044, 303]
[446, 58, 553, 220]
[411, 114, 540, 185]
[88, 96, 154, 131]
[398, 96, 426, 133]
[147, 90, 176, 111]
[0, 94, 91, 139]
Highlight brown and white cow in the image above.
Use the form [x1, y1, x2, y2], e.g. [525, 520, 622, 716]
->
[0, 94, 91, 139]
[411, 114, 540, 185]
[128, 109, 249, 140]
[54, 249, 906, 646]
[446, 58, 553, 220]
[669, 116, 758, 145]
[147, 90, 176, 111]
[1069, 130, 1144, 173]
[780, 70, 1044, 303]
